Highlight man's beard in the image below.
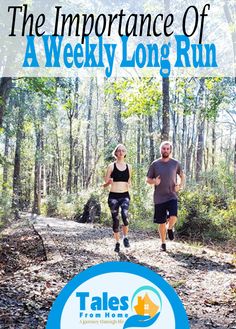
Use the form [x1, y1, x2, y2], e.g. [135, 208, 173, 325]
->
[162, 153, 169, 158]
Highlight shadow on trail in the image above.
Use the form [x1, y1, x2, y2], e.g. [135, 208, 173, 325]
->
[189, 314, 232, 329]
[167, 250, 235, 274]
[0, 275, 51, 329]
[0, 231, 47, 275]
[117, 252, 165, 275]
[46, 225, 112, 241]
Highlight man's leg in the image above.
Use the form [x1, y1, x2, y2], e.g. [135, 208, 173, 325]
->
[159, 223, 167, 243]
[159, 224, 167, 251]
[166, 199, 178, 240]
[167, 216, 177, 229]
[167, 216, 177, 240]
[154, 203, 167, 251]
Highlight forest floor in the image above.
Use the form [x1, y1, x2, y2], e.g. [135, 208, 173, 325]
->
[0, 215, 235, 329]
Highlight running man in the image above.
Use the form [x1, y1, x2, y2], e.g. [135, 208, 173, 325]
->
[146, 141, 185, 251]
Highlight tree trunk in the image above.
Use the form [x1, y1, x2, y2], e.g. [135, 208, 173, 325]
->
[12, 102, 24, 219]
[3, 121, 10, 191]
[161, 77, 170, 141]
[204, 120, 210, 174]
[186, 113, 196, 179]
[172, 109, 178, 158]
[212, 119, 216, 167]
[196, 118, 205, 182]
[224, 3, 236, 83]
[136, 118, 141, 191]
[114, 96, 123, 143]
[73, 77, 80, 193]
[66, 111, 73, 194]
[41, 129, 46, 197]
[84, 78, 93, 188]
[32, 129, 42, 215]
[55, 123, 62, 191]
[181, 104, 187, 168]
[234, 138, 236, 199]
[195, 78, 205, 182]
[94, 77, 99, 185]
[161, 0, 170, 142]
[148, 115, 155, 162]
[0, 78, 12, 127]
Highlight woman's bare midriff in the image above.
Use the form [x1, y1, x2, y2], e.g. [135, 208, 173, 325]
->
[110, 181, 129, 193]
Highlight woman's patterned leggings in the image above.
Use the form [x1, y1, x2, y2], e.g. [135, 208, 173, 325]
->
[108, 196, 130, 233]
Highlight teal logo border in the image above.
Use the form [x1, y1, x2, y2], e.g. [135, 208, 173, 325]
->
[46, 261, 189, 329]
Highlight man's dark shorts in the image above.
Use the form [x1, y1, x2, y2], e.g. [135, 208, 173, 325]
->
[154, 199, 178, 224]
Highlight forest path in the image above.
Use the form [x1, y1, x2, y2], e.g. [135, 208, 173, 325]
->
[0, 215, 235, 329]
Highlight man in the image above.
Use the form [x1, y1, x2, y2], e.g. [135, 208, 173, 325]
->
[146, 141, 185, 251]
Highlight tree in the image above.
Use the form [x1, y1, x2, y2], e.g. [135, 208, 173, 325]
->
[161, 77, 170, 141]
[12, 93, 25, 219]
[0, 78, 12, 128]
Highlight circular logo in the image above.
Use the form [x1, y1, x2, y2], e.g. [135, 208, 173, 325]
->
[47, 262, 189, 329]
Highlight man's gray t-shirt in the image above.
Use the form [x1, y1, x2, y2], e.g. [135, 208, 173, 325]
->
[147, 158, 183, 204]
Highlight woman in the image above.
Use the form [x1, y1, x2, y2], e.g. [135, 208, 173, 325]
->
[102, 144, 132, 252]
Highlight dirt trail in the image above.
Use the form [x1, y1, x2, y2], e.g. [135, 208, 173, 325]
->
[0, 215, 235, 328]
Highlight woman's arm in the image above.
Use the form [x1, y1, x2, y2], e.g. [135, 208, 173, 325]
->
[102, 163, 114, 188]
[128, 164, 132, 187]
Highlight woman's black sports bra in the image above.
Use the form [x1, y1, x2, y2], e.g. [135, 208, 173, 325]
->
[111, 163, 129, 182]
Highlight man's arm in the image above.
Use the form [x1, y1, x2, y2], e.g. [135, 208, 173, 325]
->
[175, 172, 185, 192]
[179, 172, 185, 189]
[146, 162, 161, 186]
[146, 176, 161, 186]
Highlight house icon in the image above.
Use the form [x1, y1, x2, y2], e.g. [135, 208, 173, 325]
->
[134, 293, 159, 318]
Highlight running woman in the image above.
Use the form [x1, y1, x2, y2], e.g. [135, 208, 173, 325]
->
[102, 144, 132, 252]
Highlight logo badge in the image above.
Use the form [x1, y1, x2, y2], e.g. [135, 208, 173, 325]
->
[47, 262, 189, 328]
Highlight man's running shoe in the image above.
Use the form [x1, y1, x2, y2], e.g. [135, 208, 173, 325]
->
[167, 229, 174, 240]
[160, 243, 167, 252]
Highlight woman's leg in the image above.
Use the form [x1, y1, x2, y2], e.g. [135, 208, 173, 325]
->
[120, 197, 130, 247]
[108, 198, 120, 251]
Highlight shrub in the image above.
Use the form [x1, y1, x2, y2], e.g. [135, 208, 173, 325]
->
[177, 188, 222, 240]
[213, 200, 236, 241]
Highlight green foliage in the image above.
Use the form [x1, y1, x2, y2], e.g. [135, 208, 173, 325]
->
[201, 163, 234, 198]
[205, 77, 225, 120]
[42, 190, 104, 221]
[0, 96, 5, 107]
[214, 200, 236, 241]
[121, 78, 162, 118]
[177, 187, 234, 241]
[42, 193, 79, 219]
[42, 194, 59, 217]
[0, 191, 12, 225]
[105, 78, 162, 117]
[103, 142, 117, 163]
[172, 78, 196, 116]
[0, 153, 4, 166]
[24, 78, 57, 97]
[177, 189, 215, 239]
[63, 98, 73, 111]
[129, 189, 154, 230]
